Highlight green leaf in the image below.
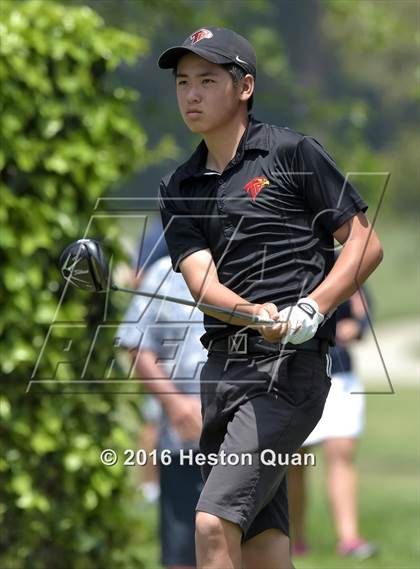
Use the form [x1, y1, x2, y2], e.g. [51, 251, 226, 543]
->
[64, 452, 83, 472]
[44, 155, 70, 174]
[0, 397, 11, 419]
[31, 431, 59, 454]
[11, 472, 32, 496]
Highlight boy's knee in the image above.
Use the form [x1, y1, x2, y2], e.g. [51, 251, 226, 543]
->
[196, 512, 222, 540]
[195, 511, 241, 545]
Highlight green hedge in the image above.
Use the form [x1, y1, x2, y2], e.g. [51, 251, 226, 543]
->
[0, 2, 158, 567]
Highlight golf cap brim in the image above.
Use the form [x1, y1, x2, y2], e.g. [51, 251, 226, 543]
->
[158, 46, 234, 70]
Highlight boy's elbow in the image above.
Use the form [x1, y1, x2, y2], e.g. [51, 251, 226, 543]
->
[372, 235, 384, 267]
[189, 287, 201, 302]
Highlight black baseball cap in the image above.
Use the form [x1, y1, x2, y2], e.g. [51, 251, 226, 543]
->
[158, 27, 257, 78]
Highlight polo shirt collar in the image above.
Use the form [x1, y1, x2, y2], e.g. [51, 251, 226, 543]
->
[243, 115, 270, 153]
[179, 115, 269, 181]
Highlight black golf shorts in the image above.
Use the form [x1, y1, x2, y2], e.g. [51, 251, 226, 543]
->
[196, 347, 331, 541]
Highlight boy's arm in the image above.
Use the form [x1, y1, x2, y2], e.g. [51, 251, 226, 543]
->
[179, 248, 286, 333]
[277, 212, 382, 346]
[178, 212, 382, 344]
[309, 212, 383, 315]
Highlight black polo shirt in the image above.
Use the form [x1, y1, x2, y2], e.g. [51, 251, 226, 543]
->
[159, 116, 368, 348]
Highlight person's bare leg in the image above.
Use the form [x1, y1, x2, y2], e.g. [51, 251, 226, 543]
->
[324, 437, 359, 543]
[195, 512, 242, 569]
[287, 449, 309, 548]
[242, 529, 295, 569]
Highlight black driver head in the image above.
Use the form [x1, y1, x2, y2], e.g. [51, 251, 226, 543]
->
[59, 239, 109, 292]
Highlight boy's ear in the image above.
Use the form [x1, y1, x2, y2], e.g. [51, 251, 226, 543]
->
[239, 74, 254, 101]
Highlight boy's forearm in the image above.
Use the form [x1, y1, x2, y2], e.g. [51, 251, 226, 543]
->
[180, 249, 265, 327]
[190, 279, 264, 327]
[310, 232, 383, 315]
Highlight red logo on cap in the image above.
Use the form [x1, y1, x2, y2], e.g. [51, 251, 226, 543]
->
[190, 29, 213, 44]
[244, 177, 269, 201]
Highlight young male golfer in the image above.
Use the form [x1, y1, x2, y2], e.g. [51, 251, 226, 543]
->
[157, 27, 383, 569]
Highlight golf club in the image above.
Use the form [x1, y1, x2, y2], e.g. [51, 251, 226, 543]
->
[59, 239, 276, 327]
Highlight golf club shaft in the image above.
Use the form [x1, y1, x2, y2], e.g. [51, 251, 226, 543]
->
[110, 284, 276, 327]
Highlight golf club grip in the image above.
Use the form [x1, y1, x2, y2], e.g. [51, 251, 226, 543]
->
[111, 285, 276, 327]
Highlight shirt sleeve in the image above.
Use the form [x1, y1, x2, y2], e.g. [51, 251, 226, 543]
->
[294, 136, 368, 233]
[159, 179, 209, 272]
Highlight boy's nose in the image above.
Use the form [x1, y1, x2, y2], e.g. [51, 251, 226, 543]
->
[186, 88, 202, 104]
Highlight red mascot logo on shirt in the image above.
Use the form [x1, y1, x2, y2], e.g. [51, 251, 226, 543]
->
[190, 29, 213, 44]
[244, 177, 270, 201]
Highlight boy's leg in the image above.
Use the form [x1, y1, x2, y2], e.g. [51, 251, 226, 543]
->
[195, 512, 242, 569]
[197, 348, 330, 567]
[195, 516, 295, 569]
[242, 529, 294, 569]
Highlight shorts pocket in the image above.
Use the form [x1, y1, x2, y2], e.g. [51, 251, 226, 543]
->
[310, 352, 333, 396]
[281, 351, 319, 405]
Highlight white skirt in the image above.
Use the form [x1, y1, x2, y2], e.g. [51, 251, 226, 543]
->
[303, 371, 365, 447]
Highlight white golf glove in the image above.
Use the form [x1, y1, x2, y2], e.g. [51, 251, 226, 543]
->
[278, 297, 324, 345]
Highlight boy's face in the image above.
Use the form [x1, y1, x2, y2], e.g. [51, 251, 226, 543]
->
[175, 53, 247, 135]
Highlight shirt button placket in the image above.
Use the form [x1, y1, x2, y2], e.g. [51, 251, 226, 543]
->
[216, 177, 233, 237]
[216, 176, 225, 217]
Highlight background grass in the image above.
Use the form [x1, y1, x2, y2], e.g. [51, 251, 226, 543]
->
[295, 386, 419, 569]
[366, 218, 419, 322]
[134, 387, 419, 569]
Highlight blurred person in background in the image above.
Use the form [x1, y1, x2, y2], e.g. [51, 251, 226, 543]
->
[131, 217, 169, 288]
[136, 396, 162, 505]
[117, 251, 206, 569]
[119, 217, 171, 505]
[288, 288, 378, 561]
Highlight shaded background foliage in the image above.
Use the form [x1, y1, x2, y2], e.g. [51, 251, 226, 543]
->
[0, 1, 170, 567]
[1, 0, 419, 567]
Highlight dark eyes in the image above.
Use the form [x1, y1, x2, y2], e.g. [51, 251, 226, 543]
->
[177, 78, 215, 86]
